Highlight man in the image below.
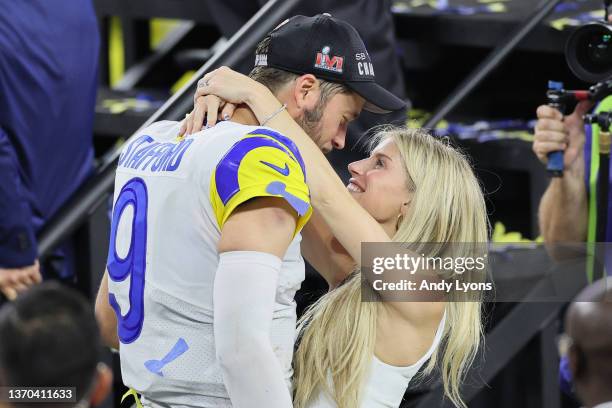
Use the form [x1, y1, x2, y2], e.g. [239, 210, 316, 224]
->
[0, 0, 100, 299]
[534, 95, 612, 276]
[562, 278, 612, 408]
[0, 282, 112, 408]
[95, 14, 404, 408]
[533, 100, 594, 243]
[204, 0, 409, 165]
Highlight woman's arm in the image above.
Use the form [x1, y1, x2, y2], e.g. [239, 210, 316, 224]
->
[193, 67, 390, 263]
[194, 68, 436, 324]
[238, 78, 438, 323]
[239, 76, 391, 263]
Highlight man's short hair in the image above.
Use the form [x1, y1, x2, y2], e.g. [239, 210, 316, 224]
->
[249, 35, 352, 108]
[0, 282, 101, 402]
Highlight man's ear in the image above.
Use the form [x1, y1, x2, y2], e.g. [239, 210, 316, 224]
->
[292, 74, 320, 112]
[89, 363, 113, 406]
[568, 344, 585, 380]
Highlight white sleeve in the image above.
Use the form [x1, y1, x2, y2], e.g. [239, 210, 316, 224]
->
[213, 251, 293, 408]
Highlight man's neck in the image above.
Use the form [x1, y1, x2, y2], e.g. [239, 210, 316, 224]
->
[230, 105, 260, 126]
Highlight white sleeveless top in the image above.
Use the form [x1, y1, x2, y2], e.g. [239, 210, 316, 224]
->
[306, 311, 447, 408]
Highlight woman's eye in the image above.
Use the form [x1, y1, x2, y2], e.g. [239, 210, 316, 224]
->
[375, 158, 384, 168]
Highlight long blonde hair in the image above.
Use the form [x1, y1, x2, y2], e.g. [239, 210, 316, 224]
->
[293, 127, 489, 408]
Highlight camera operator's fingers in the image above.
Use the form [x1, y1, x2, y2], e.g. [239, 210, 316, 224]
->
[535, 118, 567, 134]
[536, 104, 563, 121]
[205, 96, 221, 127]
[564, 100, 593, 142]
[533, 141, 567, 163]
[191, 97, 208, 134]
[535, 130, 568, 145]
[220, 103, 236, 122]
[570, 100, 595, 119]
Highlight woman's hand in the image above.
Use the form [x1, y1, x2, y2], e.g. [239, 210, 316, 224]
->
[199, 66, 267, 105]
[180, 95, 235, 136]
[179, 67, 270, 135]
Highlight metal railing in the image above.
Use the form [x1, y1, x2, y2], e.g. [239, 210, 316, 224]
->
[37, 0, 301, 256]
[424, 0, 562, 129]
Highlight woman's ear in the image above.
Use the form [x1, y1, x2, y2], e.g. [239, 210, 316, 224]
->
[399, 200, 411, 217]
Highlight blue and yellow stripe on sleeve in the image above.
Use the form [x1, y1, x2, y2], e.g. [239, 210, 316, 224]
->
[210, 128, 312, 236]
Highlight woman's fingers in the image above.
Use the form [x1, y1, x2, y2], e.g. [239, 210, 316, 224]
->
[191, 97, 208, 134]
[206, 96, 221, 127]
[192, 67, 253, 105]
[194, 69, 218, 101]
[184, 112, 194, 136]
[179, 113, 190, 136]
[220, 103, 236, 122]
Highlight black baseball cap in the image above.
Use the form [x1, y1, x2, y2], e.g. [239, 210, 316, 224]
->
[254, 14, 406, 114]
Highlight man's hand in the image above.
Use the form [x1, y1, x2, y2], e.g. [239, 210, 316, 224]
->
[95, 272, 119, 349]
[0, 260, 42, 300]
[535, 101, 592, 243]
[533, 100, 593, 173]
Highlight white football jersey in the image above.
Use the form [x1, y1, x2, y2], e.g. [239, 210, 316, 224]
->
[106, 120, 312, 407]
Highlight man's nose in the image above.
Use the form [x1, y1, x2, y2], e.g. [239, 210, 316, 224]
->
[332, 131, 346, 150]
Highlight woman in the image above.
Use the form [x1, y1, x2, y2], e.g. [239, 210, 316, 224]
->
[186, 67, 489, 408]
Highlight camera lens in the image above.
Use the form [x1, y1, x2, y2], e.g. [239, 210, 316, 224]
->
[566, 22, 612, 83]
[582, 33, 612, 71]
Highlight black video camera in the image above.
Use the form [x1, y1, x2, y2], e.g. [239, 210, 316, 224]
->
[565, 1, 612, 83]
[546, 2, 612, 176]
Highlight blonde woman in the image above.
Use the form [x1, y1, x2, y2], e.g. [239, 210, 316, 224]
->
[190, 67, 489, 408]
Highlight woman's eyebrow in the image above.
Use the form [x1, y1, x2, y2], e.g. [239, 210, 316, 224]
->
[372, 152, 393, 161]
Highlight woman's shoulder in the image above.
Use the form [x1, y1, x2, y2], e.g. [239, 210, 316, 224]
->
[375, 302, 446, 367]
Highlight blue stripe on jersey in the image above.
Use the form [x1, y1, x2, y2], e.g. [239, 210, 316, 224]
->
[248, 128, 307, 179]
[215, 136, 291, 205]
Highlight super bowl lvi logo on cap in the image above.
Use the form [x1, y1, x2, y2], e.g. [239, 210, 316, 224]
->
[314, 46, 344, 74]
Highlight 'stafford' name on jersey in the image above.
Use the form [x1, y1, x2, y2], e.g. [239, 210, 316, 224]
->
[118, 134, 193, 172]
